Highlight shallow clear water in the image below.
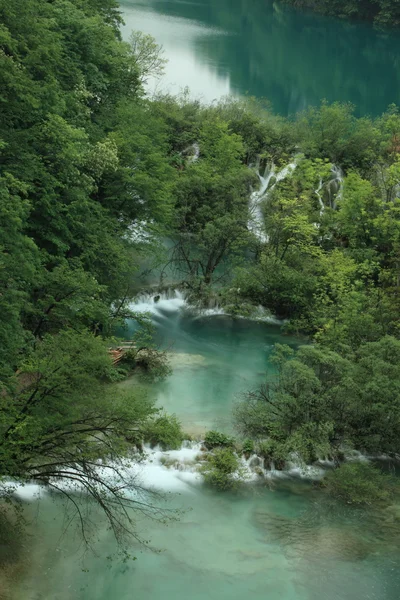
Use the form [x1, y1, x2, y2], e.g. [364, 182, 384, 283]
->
[17, 481, 400, 600]
[120, 0, 400, 116]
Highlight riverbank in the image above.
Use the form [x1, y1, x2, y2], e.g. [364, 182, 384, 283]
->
[282, 0, 400, 28]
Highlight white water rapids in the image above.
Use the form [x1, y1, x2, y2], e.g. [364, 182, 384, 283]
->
[129, 289, 284, 324]
[9, 440, 328, 506]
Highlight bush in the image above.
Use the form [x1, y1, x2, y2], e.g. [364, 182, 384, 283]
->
[242, 439, 255, 455]
[204, 430, 235, 450]
[202, 448, 240, 490]
[257, 440, 287, 470]
[322, 463, 397, 507]
[134, 348, 172, 382]
[142, 413, 184, 450]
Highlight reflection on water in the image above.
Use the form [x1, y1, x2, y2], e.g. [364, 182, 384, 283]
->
[120, 0, 400, 115]
[120, 2, 231, 101]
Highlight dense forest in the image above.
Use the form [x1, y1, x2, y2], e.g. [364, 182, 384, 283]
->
[284, 0, 400, 26]
[1, 0, 400, 571]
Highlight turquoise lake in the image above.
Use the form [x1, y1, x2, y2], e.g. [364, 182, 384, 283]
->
[120, 0, 400, 115]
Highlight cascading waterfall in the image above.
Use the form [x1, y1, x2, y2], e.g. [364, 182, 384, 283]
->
[249, 161, 276, 241]
[328, 164, 344, 208]
[129, 289, 284, 324]
[129, 289, 226, 320]
[249, 159, 298, 241]
[183, 142, 200, 164]
[9, 441, 329, 505]
[315, 177, 325, 215]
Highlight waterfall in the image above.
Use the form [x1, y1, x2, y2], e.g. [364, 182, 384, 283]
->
[248, 162, 276, 242]
[129, 289, 285, 324]
[130, 289, 186, 318]
[327, 164, 344, 209]
[126, 220, 153, 243]
[11, 442, 381, 504]
[240, 452, 325, 482]
[184, 142, 200, 164]
[314, 164, 344, 212]
[8, 441, 329, 505]
[129, 289, 226, 320]
[249, 159, 298, 241]
[315, 177, 325, 215]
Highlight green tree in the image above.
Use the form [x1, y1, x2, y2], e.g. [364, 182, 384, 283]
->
[0, 330, 172, 549]
[172, 116, 253, 289]
[129, 31, 167, 84]
[235, 338, 400, 464]
[201, 448, 241, 490]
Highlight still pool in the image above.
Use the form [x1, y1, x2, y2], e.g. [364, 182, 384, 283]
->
[121, 293, 300, 434]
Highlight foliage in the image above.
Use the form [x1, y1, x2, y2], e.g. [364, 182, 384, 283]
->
[142, 413, 184, 450]
[204, 430, 235, 450]
[322, 463, 397, 506]
[171, 113, 254, 288]
[296, 102, 379, 170]
[3, 0, 400, 553]
[0, 330, 176, 550]
[129, 31, 167, 84]
[257, 440, 287, 470]
[0, 0, 178, 552]
[118, 315, 172, 381]
[235, 338, 400, 463]
[201, 448, 241, 490]
[241, 439, 255, 455]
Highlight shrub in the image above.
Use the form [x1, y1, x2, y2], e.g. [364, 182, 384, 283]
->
[204, 430, 235, 450]
[202, 448, 240, 490]
[257, 440, 287, 470]
[134, 348, 172, 382]
[242, 439, 255, 455]
[142, 413, 184, 450]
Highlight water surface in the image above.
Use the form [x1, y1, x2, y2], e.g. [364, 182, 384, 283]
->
[17, 482, 400, 600]
[122, 296, 299, 433]
[120, 0, 400, 115]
